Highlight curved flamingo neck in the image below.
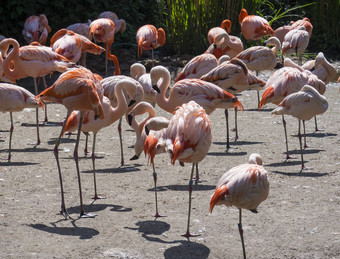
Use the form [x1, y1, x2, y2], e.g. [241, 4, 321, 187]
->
[1, 39, 23, 81]
[154, 68, 173, 113]
[106, 41, 120, 75]
[110, 82, 129, 124]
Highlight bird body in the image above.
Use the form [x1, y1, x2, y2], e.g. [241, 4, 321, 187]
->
[98, 11, 126, 34]
[22, 14, 51, 45]
[207, 19, 232, 45]
[238, 8, 274, 41]
[282, 26, 309, 56]
[136, 24, 166, 57]
[209, 32, 243, 59]
[67, 21, 91, 39]
[275, 18, 313, 44]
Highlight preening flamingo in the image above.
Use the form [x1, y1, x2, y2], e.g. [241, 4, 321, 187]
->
[208, 32, 243, 59]
[62, 79, 137, 199]
[207, 19, 232, 44]
[89, 18, 120, 75]
[150, 65, 243, 150]
[130, 63, 157, 106]
[238, 8, 274, 41]
[259, 65, 326, 159]
[51, 29, 105, 64]
[101, 75, 144, 166]
[210, 153, 269, 259]
[0, 83, 44, 161]
[200, 58, 265, 147]
[0, 38, 75, 145]
[275, 17, 313, 43]
[22, 14, 51, 46]
[272, 85, 328, 170]
[36, 66, 104, 218]
[98, 11, 126, 34]
[136, 24, 166, 65]
[282, 26, 309, 65]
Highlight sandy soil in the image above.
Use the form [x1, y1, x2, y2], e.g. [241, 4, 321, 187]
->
[0, 49, 340, 259]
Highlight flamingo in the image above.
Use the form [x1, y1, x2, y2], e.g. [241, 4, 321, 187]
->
[0, 83, 44, 161]
[50, 29, 105, 64]
[238, 8, 274, 41]
[200, 58, 265, 148]
[208, 31, 243, 59]
[62, 79, 137, 199]
[275, 17, 313, 43]
[0, 38, 75, 145]
[235, 36, 281, 105]
[101, 75, 144, 166]
[282, 26, 309, 65]
[130, 63, 157, 106]
[150, 65, 243, 150]
[36, 66, 104, 218]
[98, 11, 126, 34]
[164, 100, 212, 237]
[207, 19, 232, 44]
[136, 24, 166, 66]
[210, 153, 269, 259]
[89, 18, 120, 75]
[259, 65, 326, 159]
[22, 14, 51, 46]
[272, 85, 328, 170]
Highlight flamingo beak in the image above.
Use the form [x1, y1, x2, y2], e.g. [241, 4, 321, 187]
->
[128, 100, 136, 107]
[152, 85, 160, 93]
[128, 114, 133, 126]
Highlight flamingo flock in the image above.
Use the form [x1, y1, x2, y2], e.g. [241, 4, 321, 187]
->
[0, 7, 338, 259]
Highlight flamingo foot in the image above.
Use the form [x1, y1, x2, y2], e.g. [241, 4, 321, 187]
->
[60, 206, 73, 220]
[120, 159, 124, 167]
[92, 194, 106, 200]
[285, 154, 294, 160]
[79, 212, 97, 218]
[153, 212, 166, 218]
[181, 231, 200, 238]
[192, 176, 200, 183]
[303, 144, 308, 149]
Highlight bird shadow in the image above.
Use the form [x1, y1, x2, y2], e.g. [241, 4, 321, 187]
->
[28, 222, 99, 240]
[47, 137, 76, 145]
[208, 150, 248, 157]
[229, 140, 265, 146]
[61, 202, 132, 217]
[81, 164, 142, 174]
[153, 184, 215, 192]
[246, 108, 272, 112]
[0, 160, 40, 166]
[302, 132, 337, 138]
[164, 241, 210, 259]
[271, 170, 328, 177]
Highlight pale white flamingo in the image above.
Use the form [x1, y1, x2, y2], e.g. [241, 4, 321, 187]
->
[165, 101, 212, 237]
[36, 66, 104, 218]
[210, 153, 269, 259]
[272, 85, 328, 170]
[0, 83, 44, 161]
[275, 17, 313, 43]
[238, 8, 274, 41]
[136, 24, 166, 65]
[207, 19, 232, 44]
[101, 75, 144, 166]
[0, 38, 75, 145]
[89, 18, 120, 75]
[62, 79, 137, 199]
[150, 65, 243, 150]
[22, 14, 51, 45]
[98, 11, 126, 34]
[208, 32, 243, 59]
[282, 26, 309, 65]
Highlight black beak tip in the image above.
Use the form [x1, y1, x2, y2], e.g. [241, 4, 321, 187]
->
[130, 155, 139, 161]
[94, 114, 100, 120]
[145, 126, 150, 135]
[128, 114, 133, 126]
[152, 85, 160, 93]
[128, 100, 136, 107]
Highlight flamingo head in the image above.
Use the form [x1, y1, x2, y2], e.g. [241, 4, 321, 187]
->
[238, 8, 248, 24]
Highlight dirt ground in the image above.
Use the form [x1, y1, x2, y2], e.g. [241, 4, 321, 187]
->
[0, 48, 340, 259]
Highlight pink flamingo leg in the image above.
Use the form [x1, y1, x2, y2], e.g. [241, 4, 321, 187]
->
[238, 209, 247, 259]
[91, 133, 105, 200]
[298, 119, 305, 170]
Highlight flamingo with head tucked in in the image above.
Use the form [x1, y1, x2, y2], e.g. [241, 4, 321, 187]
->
[98, 11, 126, 34]
[22, 14, 51, 45]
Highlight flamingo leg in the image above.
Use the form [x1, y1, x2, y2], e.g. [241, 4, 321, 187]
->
[282, 115, 292, 160]
[83, 132, 89, 156]
[117, 117, 124, 166]
[33, 78, 41, 146]
[54, 112, 72, 219]
[298, 119, 305, 170]
[7, 112, 14, 161]
[234, 107, 238, 141]
[105, 42, 108, 76]
[182, 163, 199, 238]
[224, 109, 230, 151]
[193, 163, 199, 182]
[74, 112, 96, 218]
[151, 47, 154, 67]
[42, 76, 48, 123]
[256, 70, 260, 109]
[314, 116, 319, 132]
[91, 133, 105, 200]
[152, 162, 164, 218]
[302, 120, 307, 148]
[238, 209, 247, 259]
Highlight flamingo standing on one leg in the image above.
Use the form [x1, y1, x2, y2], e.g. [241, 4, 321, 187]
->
[36, 66, 104, 218]
[136, 24, 166, 66]
[165, 100, 212, 237]
[98, 11, 126, 34]
[62, 79, 137, 200]
[0, 38, 75, 146]
[150, 65, 243, 153]
[22, 14, 51, 46]
[0, 83, 44, 161]
[210, 153, 269, 259]
[272, 85, 328, 170]
[89, 18, 120, 75]
[238, 8, 274, 41]
[282, 26, 309, 65]
[275, 17, 313, 44]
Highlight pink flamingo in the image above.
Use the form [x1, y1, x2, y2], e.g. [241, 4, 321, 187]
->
[259, 65, 326, 159]
[207, 19, 232, 44]
[164, 101, 212, 237]
[22, 14, 51, 45]
[150, 65, 243, 150]
[89, 18, 120, 75]
[0, 38, 75, 145]
[101, 75, 144, 166]
[36, 66, 104, 218]
[282, 26, 309, 65]
[272, 85, 328, 170]
[275, 17, 313, 43]
[136, 24, 166, 65]
[0, 83, 44, 161]
[238, 8, 274, 41]
[210, 153, 269, 259]
[62, 79, 137, 199]
[208, 31, 243, 59]
[98, 11, 126, 34]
